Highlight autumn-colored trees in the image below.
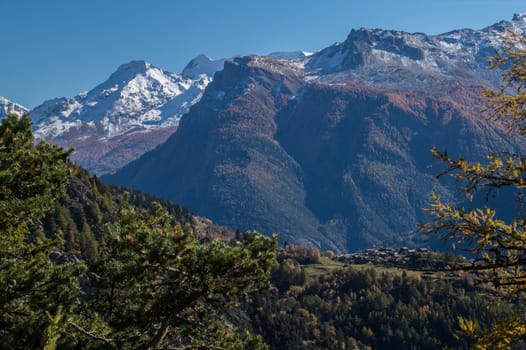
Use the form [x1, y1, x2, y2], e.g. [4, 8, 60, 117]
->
[422, 32, 526, 348]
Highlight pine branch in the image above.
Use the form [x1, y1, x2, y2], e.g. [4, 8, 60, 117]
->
[68, 321, 114, 344]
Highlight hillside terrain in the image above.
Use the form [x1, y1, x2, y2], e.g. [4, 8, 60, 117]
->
[4, 15, 526, 251]
[106, 15, 526, 251]
[245, 247, 522, 350]
[37, 164, 237, 263]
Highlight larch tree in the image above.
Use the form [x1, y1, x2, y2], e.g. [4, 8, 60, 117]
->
[421, 31, 526, 349]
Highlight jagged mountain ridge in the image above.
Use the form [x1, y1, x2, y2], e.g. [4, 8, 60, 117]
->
[105, 14, 526, 252]
[0, 96, 28, 119]
[31, 59, 222, 139]
[21, 14, 526, 176]
[303, 13, 526, 88]
[29, 57, 225, 174]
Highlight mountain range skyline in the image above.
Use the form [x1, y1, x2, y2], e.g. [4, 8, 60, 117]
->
[2, 1, 525, 108]
[1, 12, 525, 251]
[99, 14, 526, 251]
[2, 13, 526, 178]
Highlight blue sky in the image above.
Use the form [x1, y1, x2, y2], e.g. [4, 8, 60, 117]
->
[2, 0, 525, 108]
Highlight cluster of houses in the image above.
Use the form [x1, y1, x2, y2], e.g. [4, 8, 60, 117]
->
[336, 246, 434, 268]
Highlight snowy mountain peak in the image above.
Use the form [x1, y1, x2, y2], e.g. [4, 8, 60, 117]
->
[0, 96, 28, 118]
[181, 54, 226, 79]
[31, 58, 214, 141]
[108, 60, 154, 83]
[483, 13, 526, 34]
[184, 54, 211, 66]
[304, 13, 526, 90]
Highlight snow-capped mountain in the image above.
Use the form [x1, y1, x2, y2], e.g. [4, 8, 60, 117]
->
[26, 13, 526, 177]
[0, 96, 28, 118]
[106, 14, 526, 252]
[29, 56, 225, 174]
[279, 13, 526, 90]
[181, 54, 226, 79]
[31, 59, 218, 140]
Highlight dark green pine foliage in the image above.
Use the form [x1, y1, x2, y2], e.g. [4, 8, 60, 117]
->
[0, 114, 85, 348]
[40, 163, 194, 262]
[79, 220, 98, 263]
[68, 202, 277, 349]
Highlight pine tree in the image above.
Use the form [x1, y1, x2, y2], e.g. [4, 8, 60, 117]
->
[74, 202, 276, 348]
[79, 221, 98, 263]
[0, 114, 85, 347]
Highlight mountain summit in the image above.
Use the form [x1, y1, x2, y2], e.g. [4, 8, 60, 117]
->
[182, 54, 226, 79]
[31, 60, 210, 140]
[105, 15, 526, 252]
[30, 57, 224, 174]
[303, 13, 526, 90]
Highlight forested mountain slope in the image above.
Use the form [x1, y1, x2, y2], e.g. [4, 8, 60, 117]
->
[106, 55, 523, 251]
